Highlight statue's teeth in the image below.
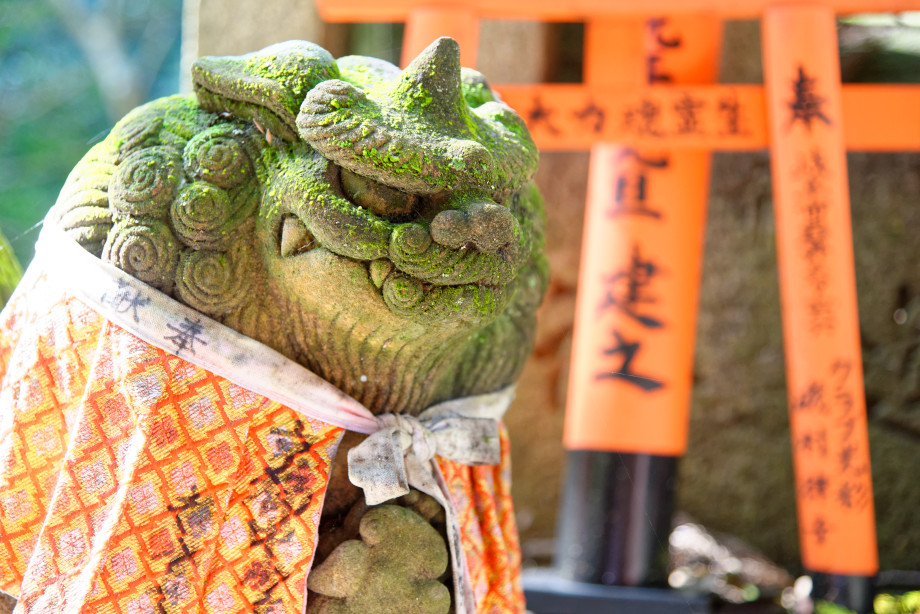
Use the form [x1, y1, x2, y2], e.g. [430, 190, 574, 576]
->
[280, 216, 313, 257]
[369, 259, 393, 288]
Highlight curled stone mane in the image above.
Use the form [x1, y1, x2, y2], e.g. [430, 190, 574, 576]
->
[50, 38, 548, 416]
[53, 99, 267, 318]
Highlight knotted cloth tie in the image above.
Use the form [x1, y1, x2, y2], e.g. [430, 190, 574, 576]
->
[346, 388, 515, 614]
[348, 397, 509, 505]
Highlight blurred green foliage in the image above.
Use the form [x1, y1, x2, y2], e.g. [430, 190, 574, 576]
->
[0, 0, 181, 268]
[813, 593, 920, 614]
[840, 14, 920, 84]
[0, 229, 22, 308]
[875, 592, 920, 614]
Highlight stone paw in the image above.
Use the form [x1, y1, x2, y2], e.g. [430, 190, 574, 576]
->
[307, 505, 450, 614]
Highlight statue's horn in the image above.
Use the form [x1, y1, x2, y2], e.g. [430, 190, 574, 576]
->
[393, 37, 468, 126]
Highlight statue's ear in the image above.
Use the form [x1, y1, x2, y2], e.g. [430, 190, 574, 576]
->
[192, 41, 339, 142]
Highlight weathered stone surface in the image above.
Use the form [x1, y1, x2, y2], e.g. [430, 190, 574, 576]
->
[54, 38, 546, 418]
[308, 505, 450, 614]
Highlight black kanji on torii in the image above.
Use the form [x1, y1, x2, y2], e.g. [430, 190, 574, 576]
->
[837, 480, 868, 511]
[674, 93, 705, 134]
[831, 359, 851, 390]
[527, 95, 560, 135]
[646, 17, 682, 84]
[608, 150, 669, 219]
[797, 429, 828, 456]
[718, 93, 745, 135]
[811, 516, 830, 545]
[598, 244, 663, 328]
[802, 198, 828, 261]
[796, 148, 828, 196]
[809, 296, 835, 334]
[595, 330, 664, 392]
[165, 317, 208, 354]
[788, 64, 832, 131]
[795, 381, 828, 414]
[802, 474, 829, 500]
[839, 444, 857, 473]
[622, 99, 664, 137]
[573, 99, 605, 133]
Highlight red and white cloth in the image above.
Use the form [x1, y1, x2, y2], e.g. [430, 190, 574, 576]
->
[0, 223, 525, 613]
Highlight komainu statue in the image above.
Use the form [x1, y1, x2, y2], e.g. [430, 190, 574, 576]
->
[0, 37, 546, 614]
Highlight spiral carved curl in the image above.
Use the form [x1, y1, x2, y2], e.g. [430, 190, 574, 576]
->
[110, 146, 182, 219]
[171, 182, 237, 251]
[175, 241, 253, 317]
[381, 274, 425, 312]
[183, 125, 254, 189]
[102, 218, 181, 293]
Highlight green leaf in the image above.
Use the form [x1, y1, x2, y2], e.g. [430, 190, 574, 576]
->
[0, 228, 23, 308]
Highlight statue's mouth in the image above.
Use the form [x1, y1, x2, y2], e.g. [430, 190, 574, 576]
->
[275, 219, 516, 324]
[273, 162, 525, 324]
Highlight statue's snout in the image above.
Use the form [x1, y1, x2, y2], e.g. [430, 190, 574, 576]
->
[430, 200, 518, 253]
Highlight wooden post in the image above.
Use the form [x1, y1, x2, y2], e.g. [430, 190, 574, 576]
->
[401, 5, 479, 66]
[558, 14, 720, 587]
[763, 6, 878, 611]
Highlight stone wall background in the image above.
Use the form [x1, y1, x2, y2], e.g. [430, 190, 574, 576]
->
[191, 7, 920, 572]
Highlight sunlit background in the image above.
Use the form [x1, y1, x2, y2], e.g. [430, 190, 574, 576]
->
[1, 0, 183, 265]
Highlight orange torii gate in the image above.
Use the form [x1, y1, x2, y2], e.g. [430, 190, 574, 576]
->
[313, 1, 913, 611]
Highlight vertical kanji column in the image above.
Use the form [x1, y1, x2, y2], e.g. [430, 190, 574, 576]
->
[763, 6, 877, 612]
[558, 15, 720, 586]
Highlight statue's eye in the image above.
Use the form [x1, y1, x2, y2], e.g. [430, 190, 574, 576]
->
[340, 167, 418, 220]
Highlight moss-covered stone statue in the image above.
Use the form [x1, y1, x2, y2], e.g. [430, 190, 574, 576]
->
[36, 38, 546, 613]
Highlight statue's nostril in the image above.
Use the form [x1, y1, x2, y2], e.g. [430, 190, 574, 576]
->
[467, 203, 516, 253]
[430, 210, 470, 250]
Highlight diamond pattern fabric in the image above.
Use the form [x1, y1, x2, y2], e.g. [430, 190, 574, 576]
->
[0, 268, 525, 613]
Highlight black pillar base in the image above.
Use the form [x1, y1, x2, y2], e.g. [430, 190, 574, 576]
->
[555, 451, 677, 585]
[523, 568, 712, 614]
[811, 573, 875, 614]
